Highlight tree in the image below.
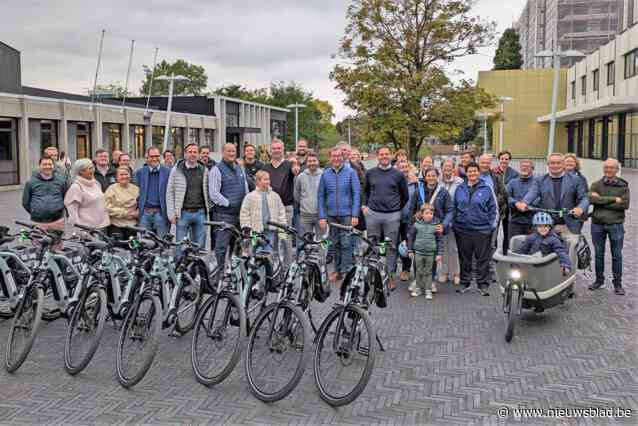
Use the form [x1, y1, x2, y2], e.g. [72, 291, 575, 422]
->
[493, 28, 523, 70]
[331, 0, 497, 161]
[213, 84, 270, 103]
[140, 59, 208, 96]
[92, 82, 132, 98]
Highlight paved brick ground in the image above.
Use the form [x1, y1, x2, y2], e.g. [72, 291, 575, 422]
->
[0, 171, 637, 425]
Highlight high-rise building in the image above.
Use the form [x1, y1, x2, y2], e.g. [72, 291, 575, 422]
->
[517, 0, 625, 69]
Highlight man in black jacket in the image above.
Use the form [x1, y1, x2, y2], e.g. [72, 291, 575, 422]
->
[362, 146, 409, 290]
[243, 143, 264, 191]
[22, 157, 69, 233]
[94, 149, 116, 192]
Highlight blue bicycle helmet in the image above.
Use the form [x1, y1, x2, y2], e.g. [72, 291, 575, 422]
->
[532, 211, 554, 226]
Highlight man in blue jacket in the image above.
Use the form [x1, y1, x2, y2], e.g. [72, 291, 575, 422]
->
[453, 162, 497, 296]
[507, 159, 537, 237]
[517, 153, 588, 247]
[136, 146, 171, 237]
[318, 147, 360, 283]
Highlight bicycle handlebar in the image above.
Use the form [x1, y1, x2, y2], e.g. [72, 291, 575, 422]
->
[328, 222, 395, 250]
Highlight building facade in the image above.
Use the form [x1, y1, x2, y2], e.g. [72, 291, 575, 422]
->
[518, 0, 625, 69]
[477, 69, 569, 158]
[0, 41, 288, 188]
[538, 2, 638, 167]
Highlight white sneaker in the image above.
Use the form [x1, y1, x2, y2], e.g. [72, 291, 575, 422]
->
[410, 290, 420, 297]
[438, 273, 448, 283]
[453, 275, 460, 285]
[425, 290, 433, 300]
[408, 280, 417, 292]
[431, 282, 438, 293]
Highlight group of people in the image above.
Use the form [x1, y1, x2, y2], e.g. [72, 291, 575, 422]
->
[21, 141, 630, 300]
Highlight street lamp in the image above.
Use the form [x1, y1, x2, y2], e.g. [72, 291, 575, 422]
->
[156, 74, 190, 152]
[286, 103, 306, 146]
[535, 48, 585, 154]
[498, 96, 514, 153]
[476, 112, 492, 154]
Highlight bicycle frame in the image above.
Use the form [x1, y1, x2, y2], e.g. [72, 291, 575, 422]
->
[96, 250, 134, 317]
[0, 250, 31, 310]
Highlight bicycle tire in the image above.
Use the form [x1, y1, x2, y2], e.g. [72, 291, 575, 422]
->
[174, 270, 204, 335]
[0, 294, 13, 318]
[64, 284, 107, 375]
[41, 284, 61, 321]
[505, 285, 519, 343]
[245, 301, 311, 402]
[115, 292, 162, 388]
[191, 291, 245, 386]
[4, 286, 44, 373]
[313, 304, 376, 407]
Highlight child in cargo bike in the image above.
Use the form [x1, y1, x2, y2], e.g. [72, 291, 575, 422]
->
[516, 211, 572, 275]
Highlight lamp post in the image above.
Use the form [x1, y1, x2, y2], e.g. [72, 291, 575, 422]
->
[497, 96, 514, 153]
[476, 112, 491, 153]
[286, 103, 306, 146]
[155, 74, 190, 152]
[535, 48, 585, 154]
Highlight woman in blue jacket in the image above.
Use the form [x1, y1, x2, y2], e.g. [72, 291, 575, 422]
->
[453, 162, 497, 296]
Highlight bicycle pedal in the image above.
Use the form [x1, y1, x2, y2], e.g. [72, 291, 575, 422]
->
[169, 329, 184, 338]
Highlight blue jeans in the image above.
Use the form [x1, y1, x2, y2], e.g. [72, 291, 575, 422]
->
[176, 209, 207, 249]
[591, 223, 624, 286]
[328, 216, 353, 274]
[139, 209, 170, 237]
[213, 212, 238, 268]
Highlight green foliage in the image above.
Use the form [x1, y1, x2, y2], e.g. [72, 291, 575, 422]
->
[493, 28, 523, 70]
[93, 82, 132, 98]
[331, 0, 497, 161]
[140, 59, 208, 96]
[213, 81, 339, 151]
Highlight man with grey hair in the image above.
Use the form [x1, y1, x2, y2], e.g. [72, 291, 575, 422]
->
[518, 152, 588, 246]
[507, 159, 537, 237]
[588, 158, 629, 294]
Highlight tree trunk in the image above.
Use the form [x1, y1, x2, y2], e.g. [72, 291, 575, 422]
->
[408, 134, 420, 163]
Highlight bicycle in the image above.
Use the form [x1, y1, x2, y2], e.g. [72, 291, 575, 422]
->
[313, 222, 391, 406]
[244, 220, 332, 402]
[191, 221, 277, 387]
[0, 226, 31, 319]
[4, 221, 84, 373]
[63, 224, 135, 375]
[115, 226, 208, 388]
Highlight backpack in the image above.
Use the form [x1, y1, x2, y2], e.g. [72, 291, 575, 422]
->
[575, 235, 592, 270]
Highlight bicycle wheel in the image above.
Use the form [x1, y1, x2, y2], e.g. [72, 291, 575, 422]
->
[64, 284, 107, 375]
[115, 292, 162, 388]
[174, 270, 204, 335]
[191, 291, 245, 386]
[505, 284, 520, 343]
[314, 304, 376, 407]
[0, 292, 13, 318]
[5, 286, 44, 373]
[245, 301, 311, 402]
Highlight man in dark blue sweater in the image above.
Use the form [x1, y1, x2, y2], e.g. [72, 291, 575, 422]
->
[363, 146, 409, 290]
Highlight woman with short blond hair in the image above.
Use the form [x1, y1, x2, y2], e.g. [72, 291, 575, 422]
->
[104, 166, 139, 240]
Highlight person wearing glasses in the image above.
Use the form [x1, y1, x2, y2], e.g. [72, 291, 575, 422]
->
[136, 146, 171, 237]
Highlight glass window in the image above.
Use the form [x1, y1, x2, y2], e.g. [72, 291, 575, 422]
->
[606, 62, 615, 86]
[104, 123, 121, 153]
[592, 69, 599, 91]
[580, 76, 587, 95]
[133, 126, 145, 159]
[205, 129, 215, 152]
[188, 128, 199, 145]
[624, 48, 638, 79]
[0, 118, 19, 186]
[571, 81, 576, 100]
[171, 127, 184, 159]
[40, 120, 58, 153]
[76, 122, 91, 159]
[152, 126, 164, 149]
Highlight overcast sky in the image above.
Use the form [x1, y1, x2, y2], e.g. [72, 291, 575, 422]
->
[3, 0, 526, 122]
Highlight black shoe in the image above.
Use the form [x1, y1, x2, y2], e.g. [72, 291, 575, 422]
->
[588, 281, 605, 290]
[229, 312, 240, 327]
[456, 284, 471, 294]
[478, 286, 490, 297]
[614, 286, 625, 295]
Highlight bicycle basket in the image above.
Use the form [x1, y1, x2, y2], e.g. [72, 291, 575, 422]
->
[576, 235, 592, 270]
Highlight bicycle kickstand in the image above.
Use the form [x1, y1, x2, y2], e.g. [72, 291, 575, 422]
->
[375, 332, 386, 352]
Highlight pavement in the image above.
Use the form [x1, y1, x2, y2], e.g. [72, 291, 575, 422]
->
[0, 171, 637, 425]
